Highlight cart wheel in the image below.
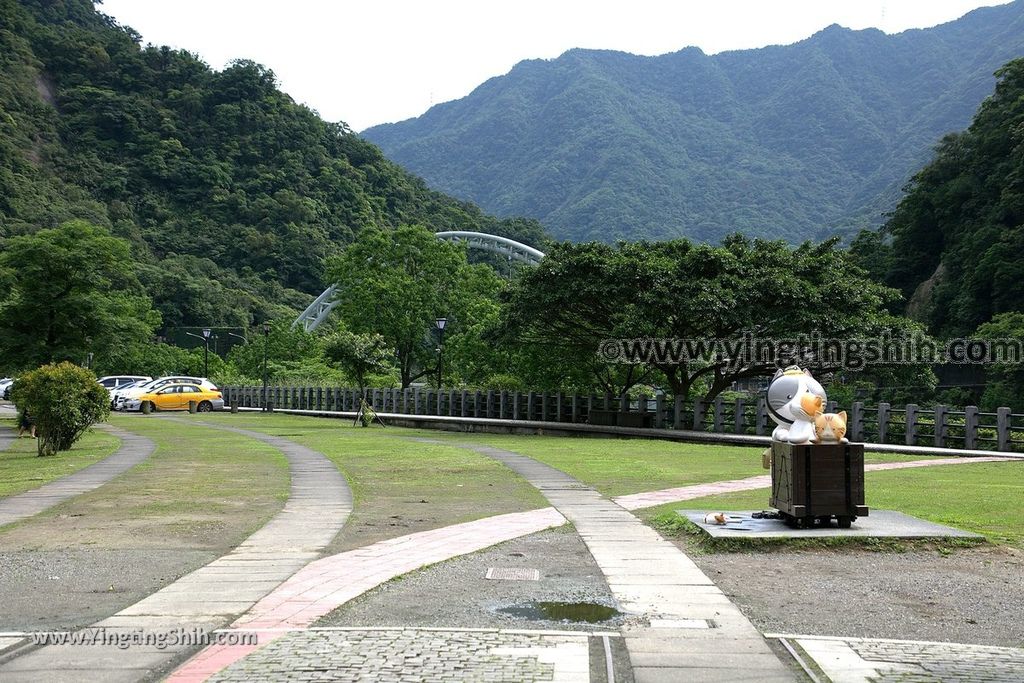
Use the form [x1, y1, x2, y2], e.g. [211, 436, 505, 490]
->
[837, 516, 852, 529]
[782, 514, 799, 528]
[816, 516, 832, 527]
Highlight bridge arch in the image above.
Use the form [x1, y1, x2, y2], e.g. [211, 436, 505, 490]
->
[293, 231, 545, 332]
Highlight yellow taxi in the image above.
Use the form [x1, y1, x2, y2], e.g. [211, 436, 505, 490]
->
[132, 383, 224, 412]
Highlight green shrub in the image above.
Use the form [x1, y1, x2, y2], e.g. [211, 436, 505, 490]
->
[10, 362, 110, 456]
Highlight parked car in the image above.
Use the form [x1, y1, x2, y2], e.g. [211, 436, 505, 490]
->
[98, 375, 152, 396]
[126, 383, 223, 413]
[0, 378, 13, 401]
[114, 376, 218, 411]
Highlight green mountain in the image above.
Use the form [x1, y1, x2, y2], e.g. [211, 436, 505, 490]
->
[364, 1, 1024, 243]
[0, 0, 547, 330]
[852, 58, 1024, 338]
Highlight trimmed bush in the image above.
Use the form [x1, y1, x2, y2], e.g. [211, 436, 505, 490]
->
[10, 362, 110, 456]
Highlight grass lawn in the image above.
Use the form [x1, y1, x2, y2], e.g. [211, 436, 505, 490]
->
[426, 431, 922, 497]
[0, 421, 121, 498]
[0, 416, 289, 553]
[192, 413, 549, 552]
[639, 460, 1024, 547]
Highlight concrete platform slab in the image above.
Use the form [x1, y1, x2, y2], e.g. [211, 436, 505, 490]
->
[683, 510, 983, 539]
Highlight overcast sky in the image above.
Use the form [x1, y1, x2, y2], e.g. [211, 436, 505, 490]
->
[98, 0, 1010, 131]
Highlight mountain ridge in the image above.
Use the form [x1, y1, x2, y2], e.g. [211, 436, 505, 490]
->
[364, 1, 1024, 243]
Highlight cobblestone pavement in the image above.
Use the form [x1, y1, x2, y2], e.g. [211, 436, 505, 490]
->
[209, 628, 600, 683]
[781, 635, 1024, 683]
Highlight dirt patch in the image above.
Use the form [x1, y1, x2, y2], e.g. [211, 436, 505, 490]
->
[0, 548, 216, 630]
[672, 535, 1024, 647]
[318, 526, 628, 632]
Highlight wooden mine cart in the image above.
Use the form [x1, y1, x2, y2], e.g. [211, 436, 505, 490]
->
[770, 441, 868, 528]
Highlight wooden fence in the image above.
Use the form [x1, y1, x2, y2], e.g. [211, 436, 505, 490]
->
[222, 386, 1024, 454]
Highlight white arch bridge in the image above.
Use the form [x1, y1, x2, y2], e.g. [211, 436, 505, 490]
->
[292, 231, 546, 332]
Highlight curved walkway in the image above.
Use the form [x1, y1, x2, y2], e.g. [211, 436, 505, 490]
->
[613, 455, 1014, 510]
[0, 423, 352, 683]
[0, 426, 154, 528]
[165, 441, 1017, 682]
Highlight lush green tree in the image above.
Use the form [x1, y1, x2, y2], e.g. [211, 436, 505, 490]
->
[502, 236, 927, 400]
[0, 221, 159, 373]
[323, 327, 393, 392]
[10, 362, 110, 456]
[974, 313, 1024, 411]
[325, 225, 506, 388]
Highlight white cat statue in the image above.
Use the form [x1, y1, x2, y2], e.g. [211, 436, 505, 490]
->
[765, 366, 826, 445]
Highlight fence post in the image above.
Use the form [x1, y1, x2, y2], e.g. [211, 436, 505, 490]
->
[692, 400, 706, 431]
[619, 393, 629, 414]
[877, 402, 890, 443]
[571, 394, 579, 423]
[638, 394, 648, 419]
[755, 397, 769, 436]
[905, 403, 918, 446]
[712, 397, 724, 433]
[964, 405, 979, 450]
[448, 389, 457, 417]
[500, 390, 508, 419]
[933, 405, 947, 448]
[556, 392, 564, 422]
[734, 398, 745, 434]
[674, 395, 684, 430]
[587, 395, 595, 422]
[655, 394, 665, 429]
[850, 401, 864, 442]
[997, 407, 1011, 452]
[527, 392, 535, 421]
[513, 391, 521, 420]
[486, 390, 495, 418]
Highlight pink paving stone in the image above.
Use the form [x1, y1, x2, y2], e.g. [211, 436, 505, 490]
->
[166, 507, 566, 682]
[613, 456, 1016, 510]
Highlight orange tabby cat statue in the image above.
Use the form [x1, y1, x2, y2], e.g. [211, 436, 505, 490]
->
[814, 411, 848, 444]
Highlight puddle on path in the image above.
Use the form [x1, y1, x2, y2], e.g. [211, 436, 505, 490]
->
[497, 601, 621, 624]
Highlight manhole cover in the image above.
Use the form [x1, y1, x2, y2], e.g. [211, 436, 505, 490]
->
[485, 567, 540, 581]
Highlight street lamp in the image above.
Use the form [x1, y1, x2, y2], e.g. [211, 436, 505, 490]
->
[201, 328, 212, 377]
[435, 317, 447, 389]
[262, 323, 271, 411]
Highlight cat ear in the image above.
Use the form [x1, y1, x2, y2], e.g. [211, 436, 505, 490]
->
[838, 411, 847, 421]
[804, 368, 813, 377]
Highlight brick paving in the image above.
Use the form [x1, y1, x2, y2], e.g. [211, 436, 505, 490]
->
[613, 456, 1014, 510]
[210, 628, 594, 683]
[167, 508, 567, 682]
[0, 424, 351, 683]
[0, 425, 155, 528]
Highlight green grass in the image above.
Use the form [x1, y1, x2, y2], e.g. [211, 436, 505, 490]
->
[639, 460, 1024, 548]
[421, 432, 920, 497]
[0, 422, 121, 497]
[191, 413, 549, 552]
[1, 416, 290, 553]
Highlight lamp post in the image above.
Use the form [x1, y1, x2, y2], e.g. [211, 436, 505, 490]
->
[262, 323, 271, 411]
[201, 328, 212, 377]
[435, 317, 447, 389]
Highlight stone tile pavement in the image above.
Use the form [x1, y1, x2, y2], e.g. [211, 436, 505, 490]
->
[0, 425, 155, 528]
[167, 508, 568, 682]
[774, 634, 1024, 683]
[0, 424, 352, 683]
[210, 628, 598, 683]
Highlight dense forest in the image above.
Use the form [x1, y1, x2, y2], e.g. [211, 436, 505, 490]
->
[0, 0, 548, 331]
[365, 1, 1024, 244]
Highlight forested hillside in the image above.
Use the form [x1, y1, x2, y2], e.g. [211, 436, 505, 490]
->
[852, 58, 1024, 339]
[0, 0, 547, 330]
[364, 1, 1024, 244]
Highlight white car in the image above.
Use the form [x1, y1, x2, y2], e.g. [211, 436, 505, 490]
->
[0, 378, 13, 401]
[114, 376, 218, 411]
[98, 375, 152, 398]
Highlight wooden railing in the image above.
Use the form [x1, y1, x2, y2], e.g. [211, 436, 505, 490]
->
[221, 386, 1024, 454]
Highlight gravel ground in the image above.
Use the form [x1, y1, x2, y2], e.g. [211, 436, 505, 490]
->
[0, 548, 216, 630]
[318, 525, 629, 632]
[681, 540, 1024, 647]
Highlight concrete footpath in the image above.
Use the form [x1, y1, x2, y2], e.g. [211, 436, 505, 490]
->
[0, 426, 154, 528]
[452, 441, 796, 683]
[0, 425, 352, 682]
